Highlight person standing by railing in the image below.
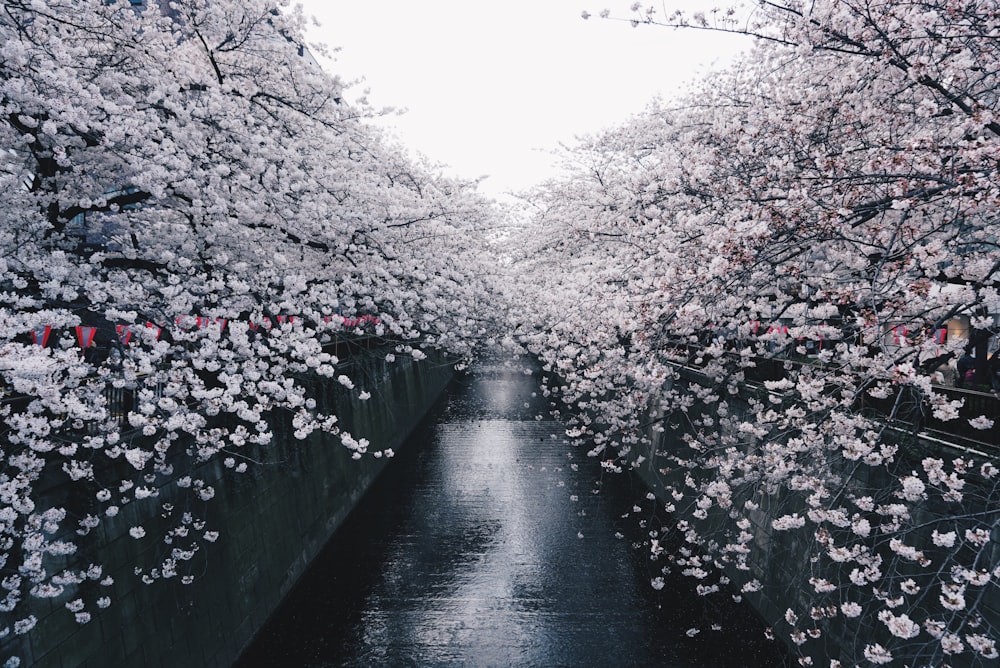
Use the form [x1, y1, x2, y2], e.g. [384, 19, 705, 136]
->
[956, 351, 976, 388]
[989, 351, 1000, 396]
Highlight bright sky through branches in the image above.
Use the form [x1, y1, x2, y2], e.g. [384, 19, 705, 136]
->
[297, 1, 746, 196]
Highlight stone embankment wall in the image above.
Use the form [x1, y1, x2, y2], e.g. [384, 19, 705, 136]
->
[5, 352, 453, 668]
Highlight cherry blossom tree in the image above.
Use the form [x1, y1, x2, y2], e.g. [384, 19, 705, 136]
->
[1, 0, 505, 655]
[520, 1, 1000, 664]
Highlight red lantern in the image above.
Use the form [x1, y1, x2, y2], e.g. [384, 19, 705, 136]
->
[116, 324, 134, 345]
[75, 326, 97, 348]
[30, 325, 52, 347]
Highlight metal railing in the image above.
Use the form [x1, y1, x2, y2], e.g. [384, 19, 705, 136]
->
[664, 343, 1000, 453]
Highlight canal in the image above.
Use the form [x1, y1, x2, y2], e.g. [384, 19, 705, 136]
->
[235, 360, 785, 667]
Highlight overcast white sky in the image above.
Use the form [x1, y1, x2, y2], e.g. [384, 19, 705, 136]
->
[296, 1, 747, 196]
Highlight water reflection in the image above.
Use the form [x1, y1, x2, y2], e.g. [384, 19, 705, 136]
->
[236, 362, 785, 667]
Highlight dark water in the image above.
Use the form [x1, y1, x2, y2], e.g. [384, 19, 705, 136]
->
[235, 362, 786, 667]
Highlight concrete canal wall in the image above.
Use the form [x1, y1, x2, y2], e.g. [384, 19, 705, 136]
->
[4, 352, 454, 668]
[629, 365, 1000, 667]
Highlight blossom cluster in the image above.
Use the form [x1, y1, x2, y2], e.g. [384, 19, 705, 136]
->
[0, 0, 507, 657]
[515, 1, 1000, 665]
